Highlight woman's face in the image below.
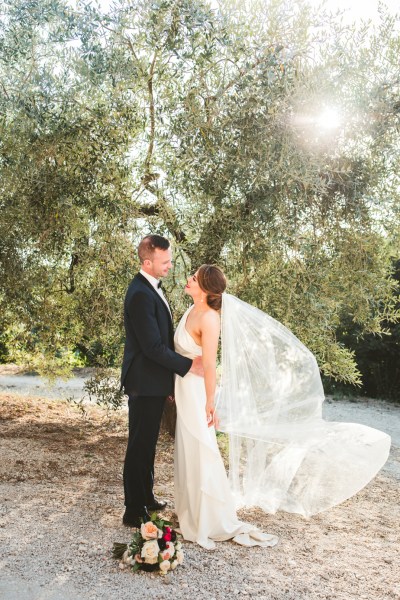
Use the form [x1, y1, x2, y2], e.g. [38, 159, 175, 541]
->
[185, 270, 201, 298]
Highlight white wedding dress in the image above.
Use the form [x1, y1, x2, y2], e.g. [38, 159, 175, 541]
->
[174, 305, 279, 550]
[174, 294, 391, 531]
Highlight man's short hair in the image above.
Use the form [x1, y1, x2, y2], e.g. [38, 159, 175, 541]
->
[138, 235, 170, 263]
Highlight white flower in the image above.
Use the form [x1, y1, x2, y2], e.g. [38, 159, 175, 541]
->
[170, 560, 178, 570]
[176, 550, 184, 565]
[159, 560, 171, 574]
[120, 549, 135, 566]
[166, 541, 175, 555]
[175, 541, 182, 551]
[141, 539, 160, 564]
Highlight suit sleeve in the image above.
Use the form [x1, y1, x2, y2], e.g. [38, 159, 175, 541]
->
[127, 290, 192, 377]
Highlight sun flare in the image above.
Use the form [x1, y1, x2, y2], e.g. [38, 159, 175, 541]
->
[315, 107, 342, 131]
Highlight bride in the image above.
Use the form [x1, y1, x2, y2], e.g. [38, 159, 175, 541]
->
[174, 264, 277, 549]
[173, 265, 391, 549]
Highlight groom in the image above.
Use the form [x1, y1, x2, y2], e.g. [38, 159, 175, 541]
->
[121, 234, 202, 528]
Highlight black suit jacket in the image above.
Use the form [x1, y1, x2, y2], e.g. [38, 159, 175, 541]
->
[121, 273, 192, 396]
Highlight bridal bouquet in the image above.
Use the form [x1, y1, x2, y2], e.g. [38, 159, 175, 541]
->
[113, 514, 184, 574]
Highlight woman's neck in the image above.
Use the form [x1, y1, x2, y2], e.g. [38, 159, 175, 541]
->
[192, 297, 209, 310]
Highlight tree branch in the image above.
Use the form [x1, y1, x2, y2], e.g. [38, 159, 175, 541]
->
[143, 50, 159, 180]
[65, 252, 79, 294]
[216, 46, 283, 99]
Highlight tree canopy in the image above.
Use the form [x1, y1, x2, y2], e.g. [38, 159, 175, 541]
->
[0, 0, 399, 393]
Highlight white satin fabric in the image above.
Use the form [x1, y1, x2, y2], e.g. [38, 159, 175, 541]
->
[218, 293, 391, 517]
[174, 306, 278, 550]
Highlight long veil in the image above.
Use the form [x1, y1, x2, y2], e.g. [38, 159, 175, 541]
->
[217, 293, 391, 517]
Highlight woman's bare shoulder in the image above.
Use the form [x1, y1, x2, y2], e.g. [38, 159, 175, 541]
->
[200, 308, 220, 329]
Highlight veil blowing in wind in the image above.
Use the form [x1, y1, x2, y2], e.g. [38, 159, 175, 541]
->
[217, 293, 391, 517]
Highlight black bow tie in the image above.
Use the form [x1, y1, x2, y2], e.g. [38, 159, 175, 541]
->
[157, 281, 162, 289]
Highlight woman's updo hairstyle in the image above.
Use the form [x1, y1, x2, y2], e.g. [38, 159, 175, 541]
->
[197, 265, 227, 311]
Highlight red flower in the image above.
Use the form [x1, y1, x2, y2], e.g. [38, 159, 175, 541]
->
[163, 532, 172, 541]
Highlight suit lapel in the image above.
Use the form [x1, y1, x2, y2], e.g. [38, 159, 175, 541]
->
[136, 272, 173, 323]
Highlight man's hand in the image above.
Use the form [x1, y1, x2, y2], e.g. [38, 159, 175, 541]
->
[189, 356, 204, 377]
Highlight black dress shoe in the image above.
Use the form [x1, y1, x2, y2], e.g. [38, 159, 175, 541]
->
[146, 498, 167, 512]
[122, 510, 150, 528]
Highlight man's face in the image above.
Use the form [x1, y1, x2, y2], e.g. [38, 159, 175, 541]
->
[143, 247, 172, 279]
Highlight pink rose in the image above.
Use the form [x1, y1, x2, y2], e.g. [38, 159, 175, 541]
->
[141, 521, 159, 540]
[160, 549, 172, 561]
[163, 532, 172, 542]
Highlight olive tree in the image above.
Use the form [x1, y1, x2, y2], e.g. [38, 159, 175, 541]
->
[0, 0, 399, 396]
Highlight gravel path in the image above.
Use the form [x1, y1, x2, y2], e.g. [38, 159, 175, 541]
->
[0, 391, 399, 600]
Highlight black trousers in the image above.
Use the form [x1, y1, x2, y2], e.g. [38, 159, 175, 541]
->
[123, 395, 166, 515]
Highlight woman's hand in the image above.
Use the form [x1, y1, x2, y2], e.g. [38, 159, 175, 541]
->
[200, 310, 221, 429]
[206, 403, 219, 429]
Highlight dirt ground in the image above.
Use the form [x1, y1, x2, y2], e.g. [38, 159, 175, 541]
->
[0, 393, 399, 600]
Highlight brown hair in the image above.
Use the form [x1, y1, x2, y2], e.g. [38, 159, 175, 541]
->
[138, 235, 170, 263]
[197, 265, 227, 311]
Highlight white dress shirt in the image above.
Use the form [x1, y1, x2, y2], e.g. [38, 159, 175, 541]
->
[140, 269, 171, 316]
